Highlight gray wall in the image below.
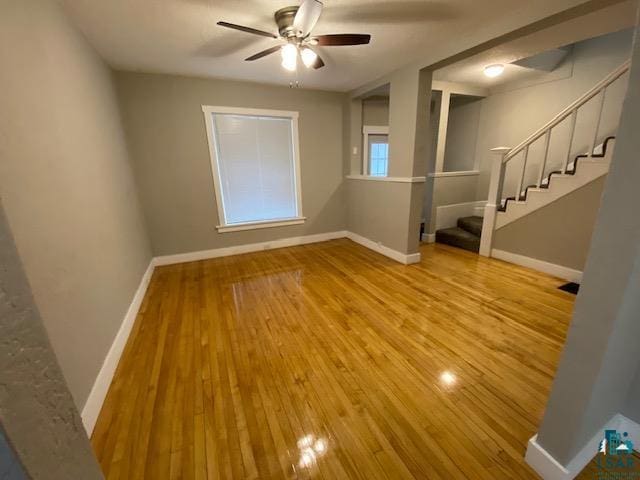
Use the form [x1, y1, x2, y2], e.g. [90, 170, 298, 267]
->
[475, 28, 633, 201]
[624, 366, 640, 424]
[346, 67, 431, 255]
[115, 72, 346, 256]
[493, 176, 605, 271]
[347, 180, 420, 253]
[443, 96, 482, 172]
[536, 17, 640, 465]
[0, 201, 102, 479]
[362, 97, 390, 126]
[0, 0, 152, 408]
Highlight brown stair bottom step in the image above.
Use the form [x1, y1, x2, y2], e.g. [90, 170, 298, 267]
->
[435, 227, 480, 253]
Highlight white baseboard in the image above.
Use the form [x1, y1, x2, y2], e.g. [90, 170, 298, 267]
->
[421, 233, 436, 243]
[81, 229, 422, 435]
[525, 434, 571, 480]
[154, 230, 349, 266]
[435, 200, 486, 231]
[525, 414, 640, 479]
[81, 259, 155, 435]
[346, 231, 420, 264]
[491, 249, 583, 283]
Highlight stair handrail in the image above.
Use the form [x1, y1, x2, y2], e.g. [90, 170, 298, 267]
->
[503, 59, 630, 163]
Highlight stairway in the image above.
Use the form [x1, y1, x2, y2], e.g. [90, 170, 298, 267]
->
[480, 60, 629, 257]
[495, 137, 615, 229]
[436, 216, 483, 253]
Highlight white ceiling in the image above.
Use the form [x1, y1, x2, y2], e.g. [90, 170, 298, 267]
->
[61, 0, 599, 92]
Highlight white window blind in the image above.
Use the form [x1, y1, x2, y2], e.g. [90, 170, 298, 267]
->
[203, 107, 304, 232]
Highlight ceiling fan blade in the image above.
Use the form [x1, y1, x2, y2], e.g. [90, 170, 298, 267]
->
[312, 54, 325, 69]
[314, 34, 371, 46]
[293, 0, 323, 36]
[217, 21, 277, 39]
[245, 45, 282, 61]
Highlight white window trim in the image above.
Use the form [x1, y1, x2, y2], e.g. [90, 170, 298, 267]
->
[202, 105, 305, 232]
[362, 125, 389, 176]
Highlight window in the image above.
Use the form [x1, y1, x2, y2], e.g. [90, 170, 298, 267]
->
[362, 126, 389, 177]
[202, 106, 304, 232]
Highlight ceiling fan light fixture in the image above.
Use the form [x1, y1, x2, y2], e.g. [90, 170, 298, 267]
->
[484, 64, 505, 78]
[281, 43, 298, 71]
[301, 47, 318, 68]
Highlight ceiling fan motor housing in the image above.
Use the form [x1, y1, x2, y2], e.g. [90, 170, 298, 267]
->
[275, 6, 300, 38]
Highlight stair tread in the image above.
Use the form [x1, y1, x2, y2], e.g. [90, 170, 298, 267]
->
[457, 216, 483, 236]
[435, 227, 480, 253]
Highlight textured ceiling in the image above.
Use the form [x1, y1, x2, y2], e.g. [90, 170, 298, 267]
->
[61, 0, 595, 91]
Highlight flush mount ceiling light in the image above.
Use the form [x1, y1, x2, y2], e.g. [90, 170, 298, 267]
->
[484, 64, 505, 78]
[217, 0, 372, 73]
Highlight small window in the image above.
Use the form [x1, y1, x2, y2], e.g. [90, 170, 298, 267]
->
[362, 126, 389, 177]
[202, 106, 304, 232]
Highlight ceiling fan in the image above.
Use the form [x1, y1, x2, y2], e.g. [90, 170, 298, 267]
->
[217, 0, 371, 71]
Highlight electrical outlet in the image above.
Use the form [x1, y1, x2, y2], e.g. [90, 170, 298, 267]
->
[352, 146, 358, 155]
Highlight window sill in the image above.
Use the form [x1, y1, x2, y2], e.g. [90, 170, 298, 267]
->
[428, 170, 480, 178]
[346, 175, 426, 183]
[217, 217, 306, 233]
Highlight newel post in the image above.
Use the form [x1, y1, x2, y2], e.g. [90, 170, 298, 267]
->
[479, 147, 510, 257]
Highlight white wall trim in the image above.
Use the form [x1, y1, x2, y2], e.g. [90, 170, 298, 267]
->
[491, 249, 583, 283]
[346, 175, 426, 183]
[81, 259, 155, 435]
[346, 231, 420, 264]
[216, 217, 306, 233]
[81, 229, 423, 435]
[525, 414, 640, 480]
[525, 434, 571, 480]
[428, 170, 480, 178]
[155, 231, 348, 266]
[421, 233, 436, 243]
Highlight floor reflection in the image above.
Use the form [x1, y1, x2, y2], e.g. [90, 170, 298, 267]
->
[296, 433, 328, 470]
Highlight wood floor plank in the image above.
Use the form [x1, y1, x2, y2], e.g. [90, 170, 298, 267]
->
[93, 240, 588, 479]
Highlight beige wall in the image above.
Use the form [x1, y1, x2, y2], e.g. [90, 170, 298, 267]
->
[443, 96, 482, 172]
[493, 177, 605, 270]
[115, 72, 346, 256]
[0, 0, 152, 407]
[362, 97, 389, 126]
[345, 67, 430, 256]
[0, 201, 103, 479]
[433, 175, 481, 207]
[347, 180, 422, 253]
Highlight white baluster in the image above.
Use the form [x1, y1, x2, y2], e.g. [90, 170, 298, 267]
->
[563, 109, 578, 174]
[589, 88, 606, 157]
[537, 129, 552, 188]
[516, 145, 529, 201]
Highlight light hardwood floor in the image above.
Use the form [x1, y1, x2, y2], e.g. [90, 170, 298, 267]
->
[92, 240, 578, 479]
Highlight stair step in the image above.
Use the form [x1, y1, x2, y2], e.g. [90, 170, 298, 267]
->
[435, 227, 480, 253]
[457, 216, 483, 236]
